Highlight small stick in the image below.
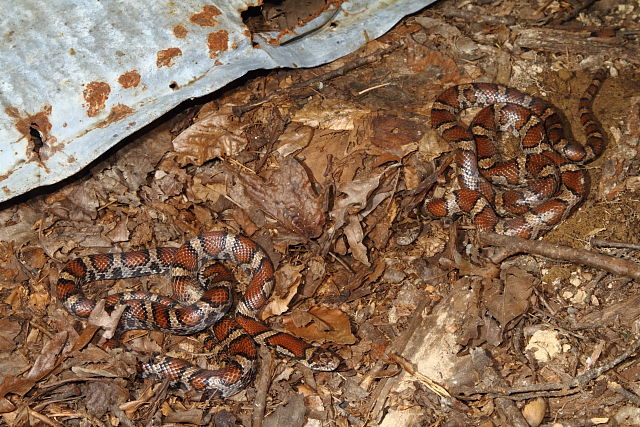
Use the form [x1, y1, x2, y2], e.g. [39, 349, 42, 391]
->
[457, 338, 640, 399]
[608, 381, 640, 406]
[478, 232, 640, 280]
[590, 238, 640, 250]
[387, 353, 452, 398]
[251, 346, 274, 427]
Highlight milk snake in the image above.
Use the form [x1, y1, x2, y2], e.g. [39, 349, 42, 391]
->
[57, 231, 340, 397]
[425, 70, 607, 238]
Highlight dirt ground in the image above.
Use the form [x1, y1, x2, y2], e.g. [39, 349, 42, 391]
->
[1, 0, 640, 426]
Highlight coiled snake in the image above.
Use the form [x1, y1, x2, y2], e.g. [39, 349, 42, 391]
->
[57, 231, 340, 397]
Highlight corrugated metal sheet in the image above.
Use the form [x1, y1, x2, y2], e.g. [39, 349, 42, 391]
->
[0, 0, 435, 203]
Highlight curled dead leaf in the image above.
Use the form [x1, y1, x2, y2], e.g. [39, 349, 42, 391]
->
[226, 156, 325, 238]
[173, 104, 248, 166]
[262, 263, 305, 318]
[483, 269, 535, 326]
[282, 306, 355, 345]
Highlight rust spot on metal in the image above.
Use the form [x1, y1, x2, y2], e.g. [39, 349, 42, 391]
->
[83, 81, 111, 118]
[190, 5, 221, 27]
[107, 104, 134, 123]
[118, 70, 141, 88]
[6, 104, 57, 162]
[5, 106, 19, 118]
[156, 47, 182, 68]
[207, 30, 229, 59]
[91, 104, 134, 130]
[173, 25, 188, 38]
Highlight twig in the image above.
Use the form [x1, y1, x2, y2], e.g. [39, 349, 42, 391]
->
[608, 381, 640, 406]
[533, 0, 555, 16]
[144, 381, 170, 427]
[27, 409, 64, 427]
[251, 346, 274, 427]
[328, 251, 355, 274]
[591, 238, 640, 250]
[457, 338, 640, 400]
[469, 349, 530, 427]
[478, 231, 640, 280]
[357, 82, 392, 95]
[438, 5, 517, 26]
[387, 353, 452, 399]
[413, 152, 455, 198]
[364, 299, 430, 422]
[512, 27, 635, 62]
[232, 43, 401, 116]
[584, 270, 608, 302]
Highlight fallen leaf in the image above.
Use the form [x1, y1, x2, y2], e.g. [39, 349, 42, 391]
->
[173, 104, 248, 166]
[0, 318, 21, 352]
[484, 270, 535, 326]
[26, 331, 68, 380]
[282, 307, 355, 345]
[262, 263, 305, 318]
[227, 155, 325, 238]
[344, 216, 369, 266]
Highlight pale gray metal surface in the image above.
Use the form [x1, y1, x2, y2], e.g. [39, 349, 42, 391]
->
[0, 0, 435, 203]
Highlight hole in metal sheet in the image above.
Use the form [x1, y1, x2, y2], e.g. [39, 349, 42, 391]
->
[169, 81, 179, 90]
[242, 0, 329, 33]
[29, 124, 44, 156]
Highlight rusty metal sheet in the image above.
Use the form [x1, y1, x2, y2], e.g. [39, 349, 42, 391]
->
[0, 0, 435, 203]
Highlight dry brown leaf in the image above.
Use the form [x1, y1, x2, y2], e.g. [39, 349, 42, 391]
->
[484, 270, 535, 326]
[105, 214, 130, 243]
[262, 263, 305, 318]
[282, 307, 355, 345]
[188, 176, 226, 203]
[301, 255, 326, 298]
[0, 397, 15, 413]
[26, 331, 68, 380]
[164, 408, 205, 424]
[0, 332, 67, 400]
[173, 104, 248, 166]
[21, 247, 47, 270]
[0, 318, 21, 352]
[263, 393, 306, 427]
[344, 216, 369, 266]
[87, 300, 127, 340]
[330, 174, 382, 232]
[227, 156, 325, 238]
[274, 123, 315, 157]
[83, 380, 129, 417]
[295, 129, 358, 186]
[369, 114, 426, 155]
[0, 376, 36, 400]
[293, 97, 369, 131]
[452, 278, 483, 348]
[368, 195, 399, 250]
[0, 353, 29, 379]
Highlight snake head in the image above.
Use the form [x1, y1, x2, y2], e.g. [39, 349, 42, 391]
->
[303, 346, 341, 371]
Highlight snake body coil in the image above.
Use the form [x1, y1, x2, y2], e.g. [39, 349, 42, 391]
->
[426, 70, 607, 238]
[57, 231, 339, 397]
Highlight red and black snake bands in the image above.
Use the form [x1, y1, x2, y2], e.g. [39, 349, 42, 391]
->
[57, 231, 340, 397]
[425, 70, 607, 238]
